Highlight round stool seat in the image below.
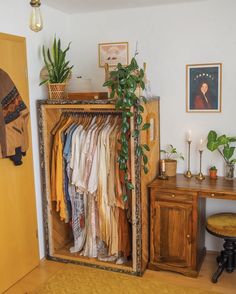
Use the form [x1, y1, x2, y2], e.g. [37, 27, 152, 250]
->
[207, 213, 236, 238]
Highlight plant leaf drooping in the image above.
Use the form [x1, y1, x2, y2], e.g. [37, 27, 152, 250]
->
[103, 57, 150, 201]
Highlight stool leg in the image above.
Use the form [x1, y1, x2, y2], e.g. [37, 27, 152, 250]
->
[212, 252, 227, 283]
[233, 242, 236, 269]
[224, 240, 234, 273]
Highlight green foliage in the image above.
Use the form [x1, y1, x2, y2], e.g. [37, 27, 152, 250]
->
[40, 37, 73, 85]
[160, 144, 184, 161]
[207, 130, 236, 164]
[210, 166, 217, 170]
[103, 57, 150, 200]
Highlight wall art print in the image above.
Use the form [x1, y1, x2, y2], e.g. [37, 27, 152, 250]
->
[98, 42, 129, 67]
[186, 63, 222, 113]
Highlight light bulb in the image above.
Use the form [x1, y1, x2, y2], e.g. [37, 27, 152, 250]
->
[29, 6, 43, 32]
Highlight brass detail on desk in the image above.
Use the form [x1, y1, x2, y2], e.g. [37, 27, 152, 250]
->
[171, 194, 175, 198]
[185, 140, 193, 178]
[196, 150, 205, 181]
[185, 170, 193, 178]
[186, 234, 190, 238]
[211, 193, 215, 197]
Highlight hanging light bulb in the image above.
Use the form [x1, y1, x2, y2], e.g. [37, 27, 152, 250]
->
[29, 0, 43, 32]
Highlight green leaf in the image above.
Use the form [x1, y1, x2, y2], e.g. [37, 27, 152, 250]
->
[103, 80, 113, 87]
[143, 154, 148, 165]
[126, 111, 134, 117]
[207, 141, 218, 152]
[223, 146, 235, 161]
[140, 80, 145, 90]
[127, 182, 134, 190]
[137, 114, 143, 125]
[207, 130, 217, 143]
[132, 130, 140, 137]
[143, 166, 149, 174]
[229, 137, 236, 142]
[138, 104, 144, 112]
[123, 194, 128, 202]
[142, 144, 150, 151]
[142, 123, 150, 130]
[136, 145, 143, 157]
[119, 162, 127, 171]
[217, 135, 228, 146]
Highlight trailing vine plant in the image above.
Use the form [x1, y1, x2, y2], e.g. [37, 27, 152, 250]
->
[103, 57, 150, 201]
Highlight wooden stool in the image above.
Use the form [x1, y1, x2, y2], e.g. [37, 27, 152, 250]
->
[206, 213, 236, 283]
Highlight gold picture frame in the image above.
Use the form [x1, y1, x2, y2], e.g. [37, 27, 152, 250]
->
[186, 63, 222, 113]
[98, 42, 129, 67]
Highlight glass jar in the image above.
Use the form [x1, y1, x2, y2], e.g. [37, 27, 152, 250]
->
[225, 163, 235, 180]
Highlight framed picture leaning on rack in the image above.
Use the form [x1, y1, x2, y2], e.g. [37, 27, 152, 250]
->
[186, 63, 222, 113]
[98, 42, 129, 67]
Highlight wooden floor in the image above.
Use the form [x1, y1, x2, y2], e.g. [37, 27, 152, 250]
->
[4, 252, 236, 294]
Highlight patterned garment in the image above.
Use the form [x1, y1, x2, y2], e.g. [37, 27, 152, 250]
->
[0, 68, 29, 164]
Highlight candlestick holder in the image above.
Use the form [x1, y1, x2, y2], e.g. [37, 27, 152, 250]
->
[158, 160, 169, 180]
[196, 150, 205, 181]
[185, 140, 193, 178]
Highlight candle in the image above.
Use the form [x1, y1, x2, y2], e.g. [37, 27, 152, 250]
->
[199, 138, 204, 151]
[187, 130, 192, 142]
[160, 160, 166, 173]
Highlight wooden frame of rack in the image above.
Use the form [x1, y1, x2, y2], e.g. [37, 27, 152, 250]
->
[37, 98, 160, 276]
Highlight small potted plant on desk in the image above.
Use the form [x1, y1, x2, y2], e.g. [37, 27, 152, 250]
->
[209, 166, 218, 179]
[161, 144, 184, 177]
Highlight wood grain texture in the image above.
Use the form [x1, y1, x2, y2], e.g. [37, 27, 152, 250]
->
[140, 99, 160, 272]
[38, 99, 160, 276]
[68, 92, 108, 100]
[148, 174, 236, 277]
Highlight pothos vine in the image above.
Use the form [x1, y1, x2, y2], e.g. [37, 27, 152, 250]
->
[103, 57, 150, 201]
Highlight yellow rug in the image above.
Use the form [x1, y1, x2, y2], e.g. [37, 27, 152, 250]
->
[34, 264, 219, 294]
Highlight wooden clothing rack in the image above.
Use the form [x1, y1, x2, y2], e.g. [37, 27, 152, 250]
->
[37, 98, 160, 276]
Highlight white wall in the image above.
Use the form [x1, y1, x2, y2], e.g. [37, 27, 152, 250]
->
[69, 0, 236, 251]
[1, 0, 236, 258]
[0, 0, 70, 258]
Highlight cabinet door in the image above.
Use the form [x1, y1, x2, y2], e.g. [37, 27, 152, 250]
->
[150, 200, 192, 268]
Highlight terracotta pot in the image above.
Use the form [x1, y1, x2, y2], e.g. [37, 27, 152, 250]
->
[209, 169, 217, 179]
[165, 159, 177, 177]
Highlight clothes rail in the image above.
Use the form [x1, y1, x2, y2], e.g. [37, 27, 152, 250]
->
[61, 109, 122, 116]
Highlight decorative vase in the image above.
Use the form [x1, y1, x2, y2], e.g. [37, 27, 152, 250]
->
[225, 163, 235, 180]
[164, 159, 177, 177]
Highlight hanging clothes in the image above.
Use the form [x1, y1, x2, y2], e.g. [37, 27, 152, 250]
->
[50, 112, 131, 263]
[0, 68, 29, 165]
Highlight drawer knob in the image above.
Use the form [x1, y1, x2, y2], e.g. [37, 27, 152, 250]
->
[211, 193, 215, 197]
[186, 234, 190, 238]
[171, 194, 175, 198]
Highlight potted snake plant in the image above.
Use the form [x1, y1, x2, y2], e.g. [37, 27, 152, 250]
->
[40, 37, 73, 99]
[103, 56, 150, 201]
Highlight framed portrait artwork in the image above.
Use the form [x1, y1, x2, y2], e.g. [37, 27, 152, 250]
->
[186, 63, 222, 112]
[98, 42, 129, 67]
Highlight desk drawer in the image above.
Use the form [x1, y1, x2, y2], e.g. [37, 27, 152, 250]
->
[200, 191, 234, 199]
[151, 190, 194, 202]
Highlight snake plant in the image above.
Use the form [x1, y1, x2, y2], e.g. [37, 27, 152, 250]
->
[40, 37, 73, 85]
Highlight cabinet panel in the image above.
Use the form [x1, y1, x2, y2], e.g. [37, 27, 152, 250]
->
[150, 200, 192, 268]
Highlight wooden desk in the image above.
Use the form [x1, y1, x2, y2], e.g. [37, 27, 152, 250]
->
[148, 174, 236, 277]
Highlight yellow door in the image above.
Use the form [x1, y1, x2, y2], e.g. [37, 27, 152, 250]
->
[0, 32, 39, 293]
